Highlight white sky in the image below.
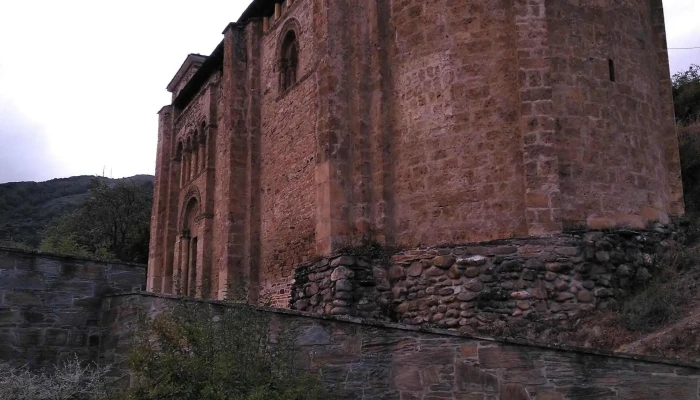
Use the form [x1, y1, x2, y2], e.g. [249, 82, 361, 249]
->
[0, 0, 698, 184]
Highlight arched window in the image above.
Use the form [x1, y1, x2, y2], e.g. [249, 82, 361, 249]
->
[175, 141, 183, 161]
[279, 30, 299, 92]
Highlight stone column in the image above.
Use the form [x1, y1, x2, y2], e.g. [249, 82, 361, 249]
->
[180, 152, 187, 187]
[190, 236, 199, 297]
[243, 19, 263, 303]
[314, 0, 353, 255]
[172, 235, 182, 294]
[191, 145, 199, 178]
[274, 3, 281, 20]
[147, 105, 174, 292]
[182, 152, 189, 185]
[199, 137, 206, 172]
[181, 235, 191, 296]
[215, 23, 250, 299]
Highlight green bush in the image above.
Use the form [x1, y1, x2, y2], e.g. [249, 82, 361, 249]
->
[673, 64, 700, 124]
[126, 301, 330, 400]
[0, 356, 111, 400]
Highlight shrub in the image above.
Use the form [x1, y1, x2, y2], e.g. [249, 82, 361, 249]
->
[672, 64, 700, 124]
[126, 300, 330, 400]
[620, 280, 684, 332]
[0, 356, 111, 400]
[678, 122, 700, 215]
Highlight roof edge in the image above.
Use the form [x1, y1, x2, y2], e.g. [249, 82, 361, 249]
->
[166, 54, 208, 92]
[172, 40, 225, 109]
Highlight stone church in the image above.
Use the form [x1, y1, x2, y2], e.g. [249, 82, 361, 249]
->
[147, 0, 683, 306]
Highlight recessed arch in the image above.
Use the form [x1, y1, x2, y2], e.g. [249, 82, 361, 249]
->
[174, 141, 183, 161]
[192, 130, 199, 150]
[178, 186, 202, 232]
[278, 19, 301, 92]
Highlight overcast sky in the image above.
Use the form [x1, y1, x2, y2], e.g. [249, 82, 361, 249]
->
[0, 1, 698, 184]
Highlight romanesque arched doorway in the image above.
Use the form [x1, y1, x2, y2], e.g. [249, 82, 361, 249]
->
[177, 196, 200, 297]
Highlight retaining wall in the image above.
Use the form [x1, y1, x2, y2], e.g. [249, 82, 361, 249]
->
[291, 225, 681, 342]
[0, 248, 145, 369]
[101, 292, 700, 399]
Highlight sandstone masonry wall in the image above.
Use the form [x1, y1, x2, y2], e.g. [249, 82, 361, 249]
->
[291, 225, 681, 343]
[0, 248, 145, 369]
[101, 293, 700, 399]
[259, 0, 318, 305]
[390, 0, 528, 246]
[547, 0, 682, 228]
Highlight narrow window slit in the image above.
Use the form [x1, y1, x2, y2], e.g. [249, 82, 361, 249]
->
[608, 59, 616, 82]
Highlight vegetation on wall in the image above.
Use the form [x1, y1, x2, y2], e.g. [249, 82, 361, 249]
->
[38, 177, 153, 263]
[126, 300, 329, 400]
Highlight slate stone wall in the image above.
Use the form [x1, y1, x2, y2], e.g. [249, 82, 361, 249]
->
[0, 248, 145, 369]
[101, 293, 700, 399]
[291, 225, 682, 342]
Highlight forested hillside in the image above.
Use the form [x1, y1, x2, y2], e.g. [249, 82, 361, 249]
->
[0, 175, 153, 257]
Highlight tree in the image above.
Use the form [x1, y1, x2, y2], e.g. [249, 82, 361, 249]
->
[672, 64, 700, 124]
[40, 177, 152, 263]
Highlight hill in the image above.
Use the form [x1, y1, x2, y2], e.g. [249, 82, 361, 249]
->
[0, 175, 154, 248]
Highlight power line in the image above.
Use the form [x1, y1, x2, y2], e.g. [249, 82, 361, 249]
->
[668, 46, 700, 50]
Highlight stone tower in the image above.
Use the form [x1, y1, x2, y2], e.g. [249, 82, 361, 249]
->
[147, 0, 683, 306]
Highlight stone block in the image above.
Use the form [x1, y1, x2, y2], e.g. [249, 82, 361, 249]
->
[305, 283, 320, 296]
[62, 263, 105, 280]
[331, 256, 355, 268]
[388, 265, 405, 280]
[577, 290, 593, 303]
[458, 256, 488, 266]
[3, 274, 45, 291]
[67, 330, 87, 347]
[457, 292, 479, 301]
[44, 328, 68, 346]
[4, 291, 42, 306]
[464, 280, 483, 292]
[17, 328, 43, 346]
[407, 262, 423, 277]
[0, 309, 23, 325]
[432, 256, 455, 268]
[464, 267, 480, 278]
[330, 307, 349, 315]
[447, 265, 462, 279]
[56, 311, 87, 327]
[297, 325, 330, 346]
[335, 279, 352, 292]
[73, 296, 103, 309]
[500, 384, 531, 400]
[534, 391, 565, 400]
[22, 310, 45, 323]
[391, 366, 423, 391]
[331, 266, 354, 281]
[455, 362, 499, 392]
[426, 266, 444, 276]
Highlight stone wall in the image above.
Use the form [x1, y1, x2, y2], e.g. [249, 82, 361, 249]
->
[0, 248, 145, 369]
[547, 0, 684, 226]
[258, 0, 318, 305]
[101, 293, 700, 399]
[291, 225, 681, 342]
